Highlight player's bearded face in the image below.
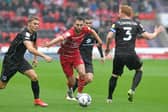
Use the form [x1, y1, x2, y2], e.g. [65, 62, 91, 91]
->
[29, 20, 40, 32]
[74, 20, 84, 33]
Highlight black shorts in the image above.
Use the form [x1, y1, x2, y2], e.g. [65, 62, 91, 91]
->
[112, 53, 143, 76]
[84, 62, 94, 73]
[80, 52, 94, 73]
[0, 57, 32, 82]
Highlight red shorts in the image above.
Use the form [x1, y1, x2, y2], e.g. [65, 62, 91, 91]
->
[60, 54, 84, 77]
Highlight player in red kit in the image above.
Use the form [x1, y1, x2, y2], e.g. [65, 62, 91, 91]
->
[44, 16, 102, 100]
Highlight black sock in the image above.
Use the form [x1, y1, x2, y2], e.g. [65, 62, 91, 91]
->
[73, 78, 78, 92]
[31, 80, 40, 99]
[108, 76, 118, 99]
[131, 71, 143, 91]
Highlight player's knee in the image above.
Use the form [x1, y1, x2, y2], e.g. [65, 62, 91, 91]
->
[86, 78, 93, 83]
[0, 85, 6, 89]
[78, 71, 85, 77]
[85, 75, 93, 83]
[0, 82, 7, 89]
[136, 64, 143, 71]
[69, 81, 75, 87]
[136, 67, 143, 72]
[30, 75, 38, 81]
[135, 67, 143, 72]
[24, 70, 38, 81]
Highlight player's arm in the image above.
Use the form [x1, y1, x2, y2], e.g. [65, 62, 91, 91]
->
[105, 32, 114, 56]
[97, 46, 104, 58]
[24, 41, 52, 62]
[91, 28, 104, 62]
[141, 26, 164, 40]
[32, 42, 38, 67]
[90, 29, 102, 46]
[43, 36, 64, 47]
[97, 46, 105, 63]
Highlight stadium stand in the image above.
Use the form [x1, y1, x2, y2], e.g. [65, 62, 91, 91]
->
[0, 0, 166, 49]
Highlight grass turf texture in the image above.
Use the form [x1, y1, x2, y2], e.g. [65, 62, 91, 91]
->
[0, 59, 168, 112]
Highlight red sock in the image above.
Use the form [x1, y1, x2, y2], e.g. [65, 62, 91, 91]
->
[78, 76, 85, 93]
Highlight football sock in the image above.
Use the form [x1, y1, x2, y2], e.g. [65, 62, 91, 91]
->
[73, 78, 78, 92]
[131, 71, 143, 91]
[78, 76, 85, 93]
[108, 76, 118, 99]
[31, 80, 40, 99]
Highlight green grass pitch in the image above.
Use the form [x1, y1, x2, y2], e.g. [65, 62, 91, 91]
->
[0, 59, 168, 112]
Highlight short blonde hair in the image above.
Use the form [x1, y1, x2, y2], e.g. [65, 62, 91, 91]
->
[28, 16, 39, 23]
[120, 5, 133, 17]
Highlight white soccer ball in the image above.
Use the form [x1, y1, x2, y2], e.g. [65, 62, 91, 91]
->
[78, 93, 92, 107]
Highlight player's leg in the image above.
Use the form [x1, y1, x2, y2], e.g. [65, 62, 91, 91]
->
[60, 57, 76, 101]
[0, 81, 7, 89]
[127, 54, 143, 102]
[76, 64, 86, 94]
[23, 69, 48, 107]
[131, 68, 143, 91]
[19, 59, 48, 107]
[85, 63, 94, 84]
[0, 59, 17, 89]
[107, 74, 119, 103]
[72, 73, 93, 93]
[107, 74, 118, 103]
[72, 76, 78, 92]
[0, 71, 16, 89]
[66, 74, 76, 101]
[107, 55, 124, 103]
[73, 63, 94, 92]
[85, 72, 94, 84]
[73, 55, 86, 98]
[127, 68, 143, 102]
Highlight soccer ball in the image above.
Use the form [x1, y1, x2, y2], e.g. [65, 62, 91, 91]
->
[78, 93, 92, 107]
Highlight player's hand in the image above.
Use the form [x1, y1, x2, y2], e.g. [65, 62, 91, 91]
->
[155, 25, 164, 34]
[44, 55, 53, 62]
[105, 48, 110, 56]
[32, 59, 38, 67]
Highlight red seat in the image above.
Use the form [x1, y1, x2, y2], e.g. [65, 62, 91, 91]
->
[37, 38, 51, 46]
[136, 39, 148, 48]
[9, 33, 17, 41]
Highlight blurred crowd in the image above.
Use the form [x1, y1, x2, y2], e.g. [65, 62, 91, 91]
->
[0, 0, 155, 43]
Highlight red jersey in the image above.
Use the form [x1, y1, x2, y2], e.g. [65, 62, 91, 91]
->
[58, 26, 92, 57]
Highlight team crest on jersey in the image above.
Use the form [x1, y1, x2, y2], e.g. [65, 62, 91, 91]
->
[139, 24, 145, 31]
[139, 24, 143, 28]
[112, 24, 115, 28]
[65, 32, 71, 37]
[87, 26, 91, 30]
[86, 38, 91, 43]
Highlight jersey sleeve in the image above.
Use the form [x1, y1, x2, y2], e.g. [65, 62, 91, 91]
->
[62, 30, 73, 39]
[23, 32, 32, 41]
[109, 22, 117, 33]
[83, 26, 92, 33]
[137, 23, 145, 34]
